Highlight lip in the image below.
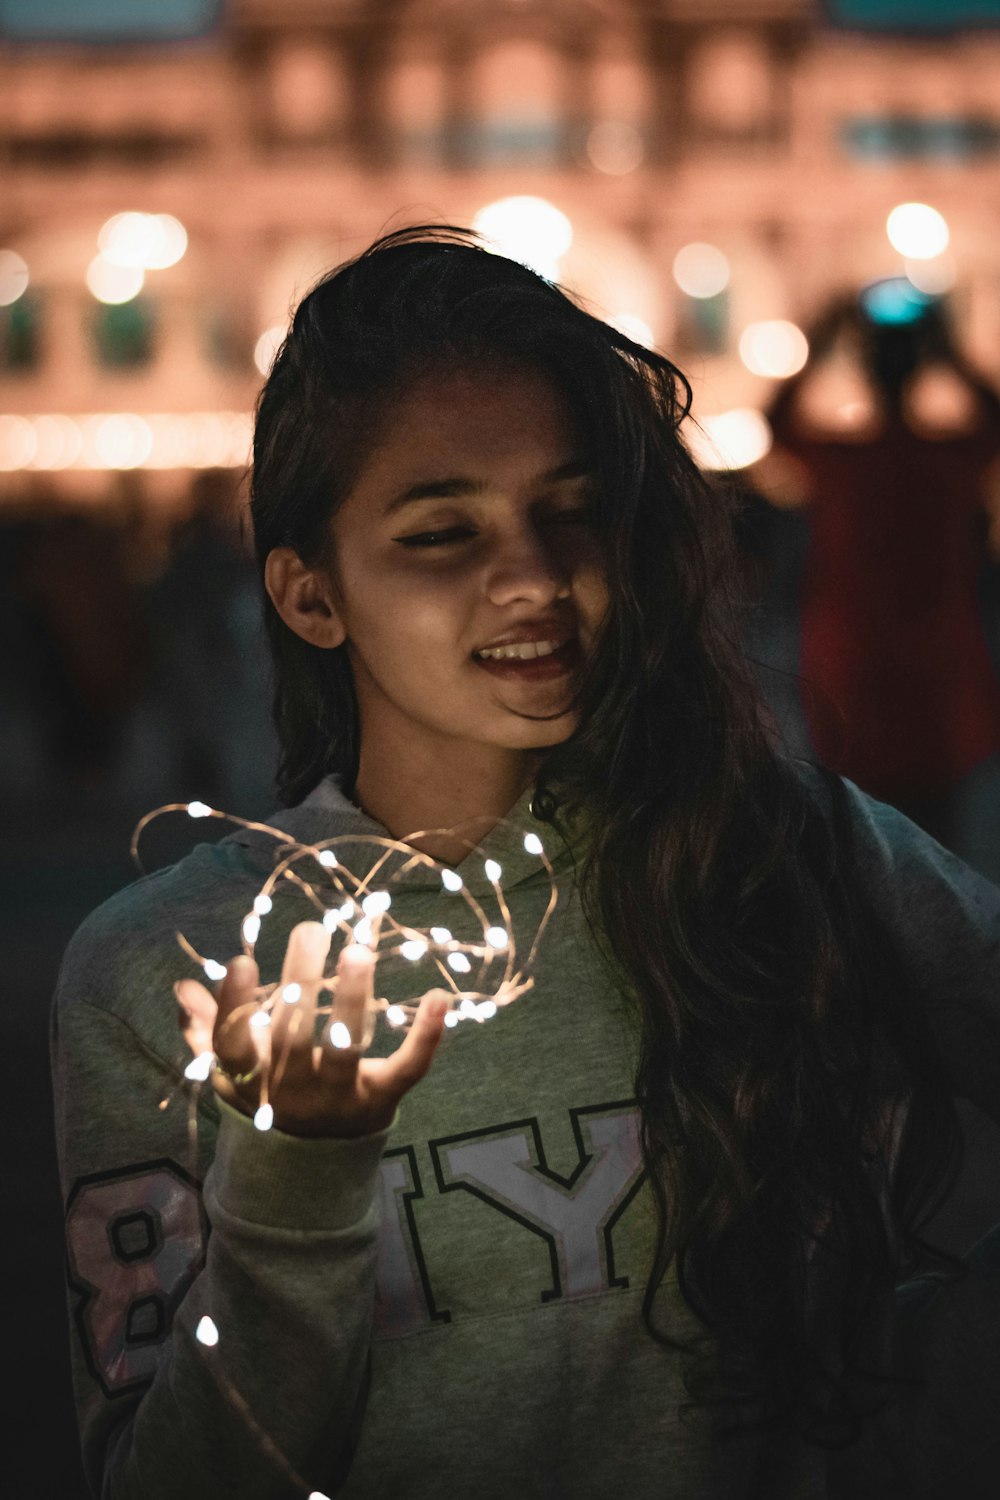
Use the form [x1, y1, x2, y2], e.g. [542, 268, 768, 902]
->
[471, 637, 581, 681]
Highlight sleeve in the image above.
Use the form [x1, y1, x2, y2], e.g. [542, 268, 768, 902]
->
[835, 773, 1000, 1128]
[52, 986, 389, 1500]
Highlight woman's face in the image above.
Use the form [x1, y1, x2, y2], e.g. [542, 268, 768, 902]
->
[320, 361, 610, 778]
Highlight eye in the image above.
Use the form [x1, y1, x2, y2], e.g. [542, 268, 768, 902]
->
[394, 527, 475, 548]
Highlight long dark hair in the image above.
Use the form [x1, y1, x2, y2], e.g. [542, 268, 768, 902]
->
[250, 226, 964, 1445]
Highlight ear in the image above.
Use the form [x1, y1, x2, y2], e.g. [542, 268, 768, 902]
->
[264, 546, 346, 649]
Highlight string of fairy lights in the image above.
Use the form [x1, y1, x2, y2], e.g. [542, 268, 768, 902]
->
[132, 798, 559, 1131]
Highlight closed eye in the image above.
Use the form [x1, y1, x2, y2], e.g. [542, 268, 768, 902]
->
[393, 510, 595, 549]
[394, 527, 476, 548]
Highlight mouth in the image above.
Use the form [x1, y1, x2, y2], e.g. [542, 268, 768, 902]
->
[471, 637, 581, 681]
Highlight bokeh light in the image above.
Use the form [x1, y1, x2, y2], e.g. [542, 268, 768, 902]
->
[586, 121, 644, 175]
[0, 414, 37, 471]
[860, 277, 933, 327]
[82, 413, 154, 470]
[672, 242, 730, 299]
[686, 409, 772, 470]
[607, 311, 655, 347]
[28, 414, 82, 470]
[886, 202, 950, 260]
[904, 253, 956, 295]
[472, 196, 573, 281]
[738, 320, 809, 379]
[86, 254, 145, 304]
[253, 324, 286, 376]
[99, 212, 188, 270]
[0, 249, 29, 307]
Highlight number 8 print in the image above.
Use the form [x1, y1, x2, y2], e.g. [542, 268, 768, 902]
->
[65, 1162, 206, 1396]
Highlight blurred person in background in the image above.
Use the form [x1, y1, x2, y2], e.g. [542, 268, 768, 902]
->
[52, 229, 1000, 1500]
[143, 468, 276, 812]
[5, 483, 150, 793]
[763, 289, 1000, 860]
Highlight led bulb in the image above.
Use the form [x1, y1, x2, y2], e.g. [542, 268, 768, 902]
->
[430, 927, 452, 945]
[362, 890, 391, 916]
[330, 1021, 352, 1049]
[386, 1004, 406, 1026]
[460, 998, 478, 1017]
[187, 800, 212, 819]
[322, 908, 341, 933]
[485, 926, 508, 949]
[184, 1052, 214, 1082]
[281, 983, 301, 1004]
[524, 833, 544, 855]
[352, 918, 373, 946]
[253, 894, 272, 916]
[249, 1010, 271, 1032]
[448, 952, 472, 974]
[484, 859, 502, 883]
[318, 849, 338, 868]
[400, 939, 427, 961]
[478, 1001, 498, 1021]
[242, 914, 261, 945]
[444, 1010, 460, 1028]
[203, 960, 227, 982]
[253, 1103, 274, 1131]
[441, 869, 463, 892]
[195, 1315, 219, 1346]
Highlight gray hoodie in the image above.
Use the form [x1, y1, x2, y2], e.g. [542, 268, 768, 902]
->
[51, 768, 1000, 1499]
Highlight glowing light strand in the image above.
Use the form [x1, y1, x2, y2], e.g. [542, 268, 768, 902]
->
[132, 800, 559, 1103]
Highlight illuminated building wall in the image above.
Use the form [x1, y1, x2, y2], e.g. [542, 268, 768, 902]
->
[2, 0, 1000, 495]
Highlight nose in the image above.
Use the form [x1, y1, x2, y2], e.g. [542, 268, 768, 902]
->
[484, 521, 572, 606]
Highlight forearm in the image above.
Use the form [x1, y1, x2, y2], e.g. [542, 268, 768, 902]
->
[56, 1002, 386, 1500]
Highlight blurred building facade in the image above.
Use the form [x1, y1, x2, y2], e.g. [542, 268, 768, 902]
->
[3, 0, 1000, 502]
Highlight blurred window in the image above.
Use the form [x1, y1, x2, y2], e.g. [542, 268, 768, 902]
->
[0, 0, 222, 42]
[466, 40, 564, 164]
[90, 297, 156, 369]
[268, 38, 347, 142]
[688, 32, 772, 133]
[842, 115, 1000, 161]
[0, 290, 41, 371]
[676, 290, 730, 358]
[386, 53, 447, 163]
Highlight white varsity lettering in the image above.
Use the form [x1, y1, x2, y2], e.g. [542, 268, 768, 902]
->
[65, 1165, 205, 1395]
[373, 1152, 433, 1337]
[436, 1109, 643, 1299]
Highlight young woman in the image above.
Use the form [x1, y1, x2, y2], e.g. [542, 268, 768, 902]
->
[53, 227, 1000, 1499]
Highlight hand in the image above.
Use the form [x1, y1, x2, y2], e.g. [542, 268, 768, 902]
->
[176, 920, 450, 1138]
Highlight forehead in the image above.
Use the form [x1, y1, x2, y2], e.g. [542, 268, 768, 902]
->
[359, 362, 581, 480]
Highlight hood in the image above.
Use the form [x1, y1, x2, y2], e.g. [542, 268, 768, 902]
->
[225, 773, 590, 900]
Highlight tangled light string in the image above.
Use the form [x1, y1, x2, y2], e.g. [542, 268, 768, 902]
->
[133, 799, 559, 1131]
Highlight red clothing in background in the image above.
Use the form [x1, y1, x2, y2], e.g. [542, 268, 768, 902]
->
[781, 421, 1000, 802]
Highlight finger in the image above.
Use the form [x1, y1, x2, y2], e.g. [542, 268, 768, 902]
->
[274, 919, 332, 1065]
[328, 943, 374, 1051]
[175, 979, 217, 1058]
[378, 988, 450, 1095]
[213, 953, 260, 1078]
[280, 920, 332, 987]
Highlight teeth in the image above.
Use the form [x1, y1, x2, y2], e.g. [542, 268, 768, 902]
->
[476, 639, 564, 661]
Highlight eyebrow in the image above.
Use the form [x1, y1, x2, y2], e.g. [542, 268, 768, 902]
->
[383, 458, 594, 516]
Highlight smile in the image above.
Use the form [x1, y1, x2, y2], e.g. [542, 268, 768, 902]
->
[471, 638, 581, 680]
[473, 639, 566, 661]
